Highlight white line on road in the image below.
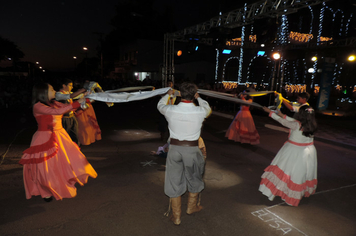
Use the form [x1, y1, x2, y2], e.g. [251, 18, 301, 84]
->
[252, 184, 356, 235]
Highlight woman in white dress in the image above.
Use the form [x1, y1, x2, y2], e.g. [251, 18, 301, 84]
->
[259, 105, 318, 206]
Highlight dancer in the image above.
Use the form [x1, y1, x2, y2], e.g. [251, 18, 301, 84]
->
[56, 79, 85, 144]
[275, 91, 310, 112]
[259, 105, 317, 206]
[225, 92, 260, 145]
[157, 82, 211, 225]
[75, 100, 102, 146]
[158, 80, 180, 141]
[19, 83, 97, 202]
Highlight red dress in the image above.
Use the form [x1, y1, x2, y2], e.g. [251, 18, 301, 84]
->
[19, 101, 97, 200]
[75, 102, 101, 145]
[225, 98, 260, 145]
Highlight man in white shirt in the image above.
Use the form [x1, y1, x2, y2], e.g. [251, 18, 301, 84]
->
[157, 82, 211, 225]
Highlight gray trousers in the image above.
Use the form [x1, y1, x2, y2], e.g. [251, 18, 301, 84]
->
[164, 145, 205, 198]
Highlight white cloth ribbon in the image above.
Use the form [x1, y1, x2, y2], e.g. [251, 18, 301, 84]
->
[198, 89, 263, 108]
[85, 87, 171, 103]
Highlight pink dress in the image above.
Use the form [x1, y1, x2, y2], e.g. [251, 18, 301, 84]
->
[75, 102, 101, 145]
[225, 98, 260, 145]
[19, 101, 97, 200]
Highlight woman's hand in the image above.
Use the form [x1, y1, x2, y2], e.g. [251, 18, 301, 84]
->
[262, 106, 271, 113]
[167, 89, 174, 95]
[277, 111, 284, 117]
[78, 97, 86, 104]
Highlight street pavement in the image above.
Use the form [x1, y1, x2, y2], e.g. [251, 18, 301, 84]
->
[0, 98, 355, 236]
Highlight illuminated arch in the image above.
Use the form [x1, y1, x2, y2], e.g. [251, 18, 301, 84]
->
[222, 56, 239, 82]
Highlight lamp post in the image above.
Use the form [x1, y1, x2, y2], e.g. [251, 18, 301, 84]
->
[73, 56, 77, 66]
[83, 47, 88, 77]
[271, 52, 281, 91]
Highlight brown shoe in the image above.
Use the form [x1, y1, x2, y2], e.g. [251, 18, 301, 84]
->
[186, 192, 203, 215]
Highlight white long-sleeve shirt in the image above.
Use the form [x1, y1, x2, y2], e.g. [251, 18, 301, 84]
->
[157, 94, 211, 141]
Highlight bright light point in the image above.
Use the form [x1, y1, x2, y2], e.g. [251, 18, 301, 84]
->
[73, 56, 77, 59]
[195, 46, 199, 51]
[8, 58, 11, 61]
[222, 49, 232, 54]
[134, 72, 138, 76]
[308, 68, 315, 73]
[39, 66, 42, 69]
[176, 50, 182, 56]
[83, 47, 88, 51]
[261, 44, 265, 47]
[36, 62, 39, 64]
[257, 51, 265, 56]
[311, 56, 317, 61]
[42, 70, 45, 72]
[272, 52, 281, 60]
[348, 55, 355, 62]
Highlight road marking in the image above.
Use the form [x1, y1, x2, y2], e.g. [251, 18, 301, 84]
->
[252, 184, 356, 235]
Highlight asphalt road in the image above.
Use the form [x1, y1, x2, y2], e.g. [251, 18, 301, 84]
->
[0, 97, 356, 236]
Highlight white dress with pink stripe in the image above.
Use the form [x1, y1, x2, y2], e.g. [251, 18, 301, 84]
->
[259, 112, 317, 206]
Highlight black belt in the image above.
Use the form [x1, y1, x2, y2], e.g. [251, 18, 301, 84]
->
[170, 138, 198, 147]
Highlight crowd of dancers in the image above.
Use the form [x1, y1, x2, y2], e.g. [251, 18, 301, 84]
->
[18, 80, 318, 225]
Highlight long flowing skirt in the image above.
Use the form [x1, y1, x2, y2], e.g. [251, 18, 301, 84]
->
[259, 142, 317, 206]
[20, 129, 97, 200]
[225, 110, 260, 145]
[76, 104, 101, 145]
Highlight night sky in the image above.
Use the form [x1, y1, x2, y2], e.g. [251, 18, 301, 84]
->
[1, 0, 244, 71]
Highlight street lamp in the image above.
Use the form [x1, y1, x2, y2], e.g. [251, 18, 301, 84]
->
[347, 54, 355, 62]
[271, 52, 281, 91]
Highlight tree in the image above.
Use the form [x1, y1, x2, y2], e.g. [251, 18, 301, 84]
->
[0, 36, 24, 62]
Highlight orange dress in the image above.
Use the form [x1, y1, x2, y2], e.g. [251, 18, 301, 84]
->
[75, 102, 101, 145]
[19, 101, 97, 200]
[225, 98, 260, 145]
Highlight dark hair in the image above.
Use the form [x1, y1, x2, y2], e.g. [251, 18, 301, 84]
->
[63, 78, 73, 86]
[180, 82, 197, 100]
[293, 106, 317, 137]
[298, 92, 310, 101]
[32, 83, 50, 106]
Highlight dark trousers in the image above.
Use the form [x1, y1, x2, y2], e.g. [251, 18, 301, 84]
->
[62, 116, 79, 144]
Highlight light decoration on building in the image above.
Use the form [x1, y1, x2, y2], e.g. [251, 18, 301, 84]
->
[335, 84, 342, 91]
[289, 31, 314, 42]
[222, 56, 239, 81]
[280, 15, 289, 45]
[222, 81, 238, 89]
[345, 13, 353, 36]
[308, 6, 314, 34]
[238, 3, 247, 83]
[320, 36, 333, 42]
[215, 49, 220, 81]
[284, 84, 307, 93]
[314, 85, 320, 95]
[325, 6, 344, 37]
[246, 55, 272, 83]
[226, 35, 257, 46]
